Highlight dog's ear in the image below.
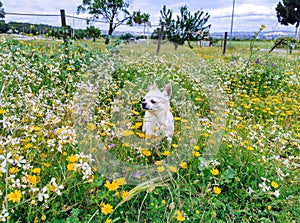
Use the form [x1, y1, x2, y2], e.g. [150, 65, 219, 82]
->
[163, 83, 172, 98]
[149, 82, 158, 91]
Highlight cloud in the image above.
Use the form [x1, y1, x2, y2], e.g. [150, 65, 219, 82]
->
[1, 0, 295, 33]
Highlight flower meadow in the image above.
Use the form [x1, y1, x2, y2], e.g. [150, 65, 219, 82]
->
[0, 37, 299, 223]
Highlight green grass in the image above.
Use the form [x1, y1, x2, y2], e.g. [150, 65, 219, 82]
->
[0, 37, 299, 223]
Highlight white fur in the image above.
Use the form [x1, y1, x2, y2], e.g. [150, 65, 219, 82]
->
[142, 83, 174, 143]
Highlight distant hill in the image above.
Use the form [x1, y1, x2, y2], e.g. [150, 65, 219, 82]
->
[210, 30, 295, 40]
[0, 20, 59, 34]
[1, 20, 296, 41]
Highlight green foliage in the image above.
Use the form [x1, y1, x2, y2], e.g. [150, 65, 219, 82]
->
[160, 5, 211, 50]
[0, 20, 8, 33]
[47, 26, 73, 40]
[249, 25, 266, 62]
[77, 0, 132, 44]
[0, 21, 58, 35]
[276, 0, 300, 28]
[119, 32, 134, 40]
[274, 36, 299, 49]
[86, 26, 101, 41]
[0, 37, 299, 223]
[129, 10, 150, 26]
[0, 1, 4, 19]
[73, 29, 88, 39]
[276, 0, 300, 40]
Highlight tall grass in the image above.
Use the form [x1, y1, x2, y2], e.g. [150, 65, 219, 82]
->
[0, 37, 299, 222]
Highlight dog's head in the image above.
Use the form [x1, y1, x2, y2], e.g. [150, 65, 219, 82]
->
[141, 83, 172, 112]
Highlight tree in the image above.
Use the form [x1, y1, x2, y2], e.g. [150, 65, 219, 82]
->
[276, 0, 300, 40]
[77, 0, 132, 44]
[47, 26, 72, 39]
[120, 32, 134, 40]
[129, 10, 151, 36]
[160, 5, 211, 50]
[0, 1, 5, 19]
[0, 20, 9, 33]
[86, 26, 101, 41]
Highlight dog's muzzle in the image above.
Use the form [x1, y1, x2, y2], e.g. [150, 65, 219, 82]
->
[142, 102, 148, 110]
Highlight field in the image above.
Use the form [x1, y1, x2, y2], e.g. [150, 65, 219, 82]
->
[0, 36, 299, 223]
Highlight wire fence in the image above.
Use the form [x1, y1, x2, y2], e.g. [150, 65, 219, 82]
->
[2, 11, 293, 41]
[3, 11, 159, 37]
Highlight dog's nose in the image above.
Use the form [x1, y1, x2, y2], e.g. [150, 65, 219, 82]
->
[142, 102, 147, 109]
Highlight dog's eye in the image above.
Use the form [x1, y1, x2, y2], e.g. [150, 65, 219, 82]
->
[151, 100, 156, 104]
[141, 98, 145, 102]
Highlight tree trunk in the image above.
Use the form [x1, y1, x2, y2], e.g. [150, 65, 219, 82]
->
[298, 23, 300, 42]
[105, 22, 114, 44]
[174, 43, 178, 51]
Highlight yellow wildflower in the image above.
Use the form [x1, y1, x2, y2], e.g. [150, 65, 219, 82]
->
[8, 190, 22, 203]
[271, 181, 279, 189]
[121, 191, 130, 200]
[194, 145, 200, 150]
[101, 203, 113, 215]
[260, 24, 266, 30]
[142, 149, 151, 157]
[163, 151, 171, 156]
[43, 162, 51, 167]
[133, 122, 143, 129]
[105, 180, 119, 191]
[33, 126, 41, 131]
[10, 167, 19, 174]
[115, 178, 126, 186]
[86, 123, 96, 131]
[67, 163, 75, 171]
[41, 214, 46, 221]
[122, 143, 130, 148]
[192, 151, 201, 157]
[172, 144, 178, 148]
[210, 168, 219, 176]
[247, 146, 254, 151]
[24, 143, 34, 149]
[121, 130, 134, 137]
[157, 166, 165, 173]
[28, 175, 38, 185]
[174, 210, 185, 222]
[100, 132, 107, 137]
[213, 186, 221, 195]
[180, 161, 188, 169]
[169, 166, 177, 173]
[66, 155, 78, 163]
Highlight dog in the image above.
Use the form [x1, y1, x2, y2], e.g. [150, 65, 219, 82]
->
[141, 83, 174, 143]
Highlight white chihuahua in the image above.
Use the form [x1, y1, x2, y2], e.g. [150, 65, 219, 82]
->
[142, 83, 174, 143]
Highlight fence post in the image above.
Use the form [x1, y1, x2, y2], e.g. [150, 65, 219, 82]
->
[60, 9, 66, 27]
[60, 9, 67, 42]
[223, 32, 228, 55]
[156, 22, 165, 55]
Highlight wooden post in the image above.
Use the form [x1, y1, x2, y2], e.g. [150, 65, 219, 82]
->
[268, 38, 283, 54]
[60, 9, 66, 27]
[223, 32, 228, 55]
[60, 9, 67, 42]
[156, 22, 165, 55]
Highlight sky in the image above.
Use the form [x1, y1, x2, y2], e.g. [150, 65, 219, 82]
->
[1, 0, 295, 33]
